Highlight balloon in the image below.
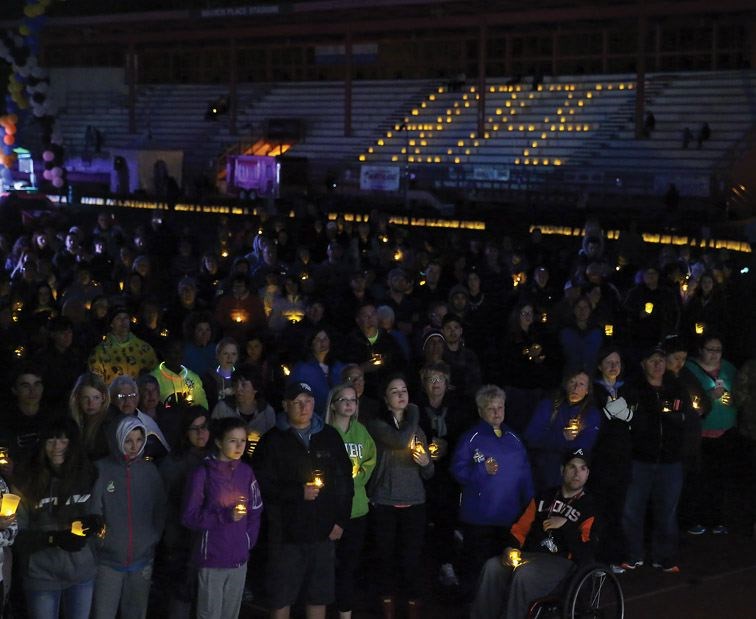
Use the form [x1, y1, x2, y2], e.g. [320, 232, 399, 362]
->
[51, 166, 62, 177]
[24, 5, 35, 17]
[3, 135, 14, 146]
[5, 125, 15, 135]
[52, 176, 64, 188]
[42, 150, 54, 161]
[43, 169, 52, 180]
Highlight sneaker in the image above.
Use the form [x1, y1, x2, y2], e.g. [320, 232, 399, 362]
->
[712, 525, 729, 535]
[652, 563, 680, 573]
[438, 563, 460, 587]
[619, 560, 643, 570]
[610, 564, 626, 574]
[687, 524, 707, 535]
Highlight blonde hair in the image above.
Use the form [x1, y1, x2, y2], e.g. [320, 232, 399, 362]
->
[324, 383, 359, 425]
[69, 372, 110, 449]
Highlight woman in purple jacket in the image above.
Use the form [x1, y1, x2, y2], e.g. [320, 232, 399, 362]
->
[181, 417, 263, 619]
[524, 369, 601, 493]
[451, 385, 534, 587]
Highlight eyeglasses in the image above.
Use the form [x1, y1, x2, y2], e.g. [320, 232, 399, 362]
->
[346, 375, 365, 383]
[335, 397, 358, 404]
[116, 393, 138, 400]
[703, 347, 722, 353]
[425, 376, 446, 384]
[188, 423, 208, 432]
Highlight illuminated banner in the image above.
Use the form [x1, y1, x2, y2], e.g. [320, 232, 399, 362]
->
[199, 5, 283, 18]
[360, 165, 400, 191]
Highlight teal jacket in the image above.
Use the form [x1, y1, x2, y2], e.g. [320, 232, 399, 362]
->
[685, 358, 737, 433]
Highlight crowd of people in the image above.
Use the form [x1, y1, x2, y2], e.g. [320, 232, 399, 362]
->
[0, 201, 754, 619]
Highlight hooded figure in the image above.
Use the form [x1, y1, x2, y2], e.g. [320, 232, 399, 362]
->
[89, 416, 167, 619]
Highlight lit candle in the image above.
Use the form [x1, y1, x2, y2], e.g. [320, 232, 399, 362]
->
[428, 441, 440, 459]
[0, 493, 20, 517]
[720, 391, 732, 406]
[564, 418, 580, 433]
[159, 328, 169, 337]
[119, 280, 124, 291]
[604, 324, 614, 337]
[393, 249, 403, 262]
[692, 396, 701, 410]
[281, 364, 291, 377]
[644, 302, 654, 315]
[351, 460, 360, 479]
[71, 520, 86, 537]
[508, 548, 523, 567]
[230, 309, 247, 324]
[13, 346, 24, 358]
[234, 496, 248, 517]
[371, 353, 384, 366]
[247, 431, 261, 456]
[694, 322, 704, 335]
[0, 448, 8, 466]
[312, 470, 325, 488]
[661, 401, 672, 413]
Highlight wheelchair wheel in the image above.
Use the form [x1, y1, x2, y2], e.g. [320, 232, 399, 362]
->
[561, 564, 624, 619]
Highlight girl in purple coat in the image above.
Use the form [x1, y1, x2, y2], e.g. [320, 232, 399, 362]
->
[181, 417, 263, 619]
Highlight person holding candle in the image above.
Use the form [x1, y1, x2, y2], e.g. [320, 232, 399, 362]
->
[89, 416, 167, 619]
[662, 335, 711, 535]
[181, 417, 263, 619]
[683, 334, 738, 536]
[524, 369, 601, 494]
[324, 383, 376, 619]
[14, 417, 98, 619]
[416, 361, 467, 588]
[623, 265, 679, 366]
[470, 449, 597, 619]
[366, 374, 434, 619]
[211, 365, 276, 453]
[451, 384, 533, 593]
[500, 302, 558, 391]
[251, 382, 353, 619]
[621, 345, 689, 573]
[342, 303, 404, 399]
[0, 472, 18, 617]
[149, 339, 209, 410]
[202, 337, 239, 411]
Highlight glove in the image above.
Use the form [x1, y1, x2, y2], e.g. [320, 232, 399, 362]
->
[604, 397, 632, 422]
[79, 514, 105, 537]
[50, 530, 88, 552]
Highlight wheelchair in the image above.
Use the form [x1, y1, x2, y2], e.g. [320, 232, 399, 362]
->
[526, 563, 624, 619]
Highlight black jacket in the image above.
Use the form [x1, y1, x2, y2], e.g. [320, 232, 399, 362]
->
[629, 376, 688, 464]
[252, 412, 353, 545]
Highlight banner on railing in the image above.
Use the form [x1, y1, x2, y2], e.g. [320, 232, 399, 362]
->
[360, 165, 400, 192]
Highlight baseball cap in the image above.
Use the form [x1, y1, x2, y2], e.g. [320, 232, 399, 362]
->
[284, 382, 314, 401]
[562, 448, 590, 467]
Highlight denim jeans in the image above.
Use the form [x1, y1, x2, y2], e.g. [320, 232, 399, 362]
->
[26, 579, 94, 619]
[622, 460, 683, 566]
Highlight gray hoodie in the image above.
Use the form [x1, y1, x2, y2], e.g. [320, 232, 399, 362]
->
[90, 416, 167, 570]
